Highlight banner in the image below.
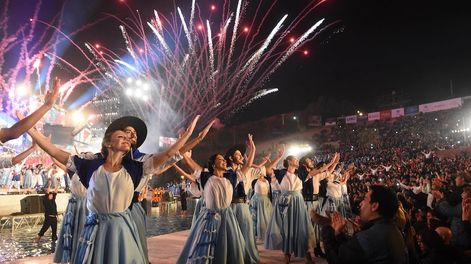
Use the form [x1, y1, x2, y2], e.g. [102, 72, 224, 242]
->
[405, 105, 419, 115]
[391, 108, 404, 118]
[346, 115, 357, 124]
[419, 98, 462, 113]
[368, 112, 380, 121]
[380, 110, 391, 120]
[325, 118, 336, 126]
[358, 114, 368, 123]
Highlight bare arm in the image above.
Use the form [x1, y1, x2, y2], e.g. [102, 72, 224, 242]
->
[151, 115, 199, 169]
[178, 119, 215, 155]
[241, 134, 256, 176]
[15, 111, 71, 165]
[173, 164, 196, 182]
[181, 151, 203, 172]
[51, 157, 67, 172]
[0, 78, 60, 143]
[11, 143, 37, 165]
[265, 144, 285, 176]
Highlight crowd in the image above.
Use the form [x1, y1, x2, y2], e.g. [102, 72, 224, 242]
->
[0, 77, 470, 264]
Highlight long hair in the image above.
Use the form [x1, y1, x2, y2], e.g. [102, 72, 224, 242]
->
[207, 153, 223, 174]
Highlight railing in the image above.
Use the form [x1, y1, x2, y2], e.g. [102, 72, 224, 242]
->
[0, 213, 63, 234]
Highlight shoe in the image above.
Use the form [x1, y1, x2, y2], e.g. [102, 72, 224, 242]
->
[35, 236, 41, 243]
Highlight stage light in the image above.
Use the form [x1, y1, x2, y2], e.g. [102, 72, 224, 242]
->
[72, 111, 85, 123]
[287, 143, 312, 156]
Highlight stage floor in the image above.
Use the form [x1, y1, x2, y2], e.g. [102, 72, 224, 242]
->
[7, 229, 326, 264]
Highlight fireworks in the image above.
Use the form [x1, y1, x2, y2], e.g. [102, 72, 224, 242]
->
[0, 0, 336, 152]
[86, 0, 333, 137]
[0, 0, 107, 128]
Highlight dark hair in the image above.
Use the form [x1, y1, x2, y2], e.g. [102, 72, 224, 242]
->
[224, 145, 245, 168]
[299, 156, 312, 167]
[369, 185, 399, 219]
[207, 154, 223, 174]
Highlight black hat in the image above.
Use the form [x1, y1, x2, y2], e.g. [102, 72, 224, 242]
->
[105, 116, 147, 148]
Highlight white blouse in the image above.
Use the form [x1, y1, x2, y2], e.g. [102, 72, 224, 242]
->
[67, 156, 155, 214]
[203, 176, 233, 210]
[70, 173, 87, 197]
[188, 170, 202, 197]
[279, 171, 302, 192]
[233, 166, 266, 194]
[254, 179, 269, 195]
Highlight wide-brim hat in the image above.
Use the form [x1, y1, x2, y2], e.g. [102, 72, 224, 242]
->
[105, 116, 147, 148]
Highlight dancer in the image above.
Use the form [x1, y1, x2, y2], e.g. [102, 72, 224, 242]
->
[173, 161, 203, 227]
[264, 145, 315, 263]
[51, 155, 92, 264]
[176, 153, 246, 263]
[118, 116, 214, 263]
[25, 113, 200, 263]
[224, 135, 261, 263]
[250, 172, 273, 242]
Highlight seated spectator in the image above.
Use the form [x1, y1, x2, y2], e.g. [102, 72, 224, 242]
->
[320, 185, 408, 264]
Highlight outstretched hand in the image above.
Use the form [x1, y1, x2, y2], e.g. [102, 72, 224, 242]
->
[276, 144, 286, 158]
[198, 119, 215, 140]
[44, 77, 61, 107]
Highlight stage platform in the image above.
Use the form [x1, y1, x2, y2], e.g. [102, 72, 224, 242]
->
[6, 230, 326, 264]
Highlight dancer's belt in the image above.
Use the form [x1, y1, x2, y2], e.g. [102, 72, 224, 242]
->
[304, 194, 319, 201]
[231, 197, 247, 203]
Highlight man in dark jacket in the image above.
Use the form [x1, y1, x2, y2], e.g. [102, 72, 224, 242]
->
[321, 185, 408, 264]
[35, 179, 59, 243]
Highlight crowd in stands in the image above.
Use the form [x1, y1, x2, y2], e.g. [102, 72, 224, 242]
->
[305, 109, 471, 263]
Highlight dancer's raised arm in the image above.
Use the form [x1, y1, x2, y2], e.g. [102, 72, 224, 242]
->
[0, 78, 60, 143]
[16, 111, 71, 165]
[150, 115, 199, 169]
[265, 144, 285, 175]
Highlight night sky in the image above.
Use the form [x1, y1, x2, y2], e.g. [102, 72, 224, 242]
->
[4, 0, 471, 123]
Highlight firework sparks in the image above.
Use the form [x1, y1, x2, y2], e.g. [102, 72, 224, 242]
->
[80, 0, 334, 140]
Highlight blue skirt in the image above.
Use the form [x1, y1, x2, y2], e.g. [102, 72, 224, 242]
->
[305, 200, 320, 244]
[250, 193, 273, 240]
[271, 190, 281, 205]
[177, 207, 245, 264]
[321, 196, 352, 218]
[191, 197, 204, 228]
[231, 203, 260, 263]
[74, 210, 146, 264]
[130, 202, 148, 264]
[54, 195, 88, 263]
[264, 191, 315, 258]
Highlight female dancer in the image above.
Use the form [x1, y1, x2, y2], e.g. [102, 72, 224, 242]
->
[25, 114, 200, 264]
[176, 153, 247, 263]
[264, 145, 316, 263]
